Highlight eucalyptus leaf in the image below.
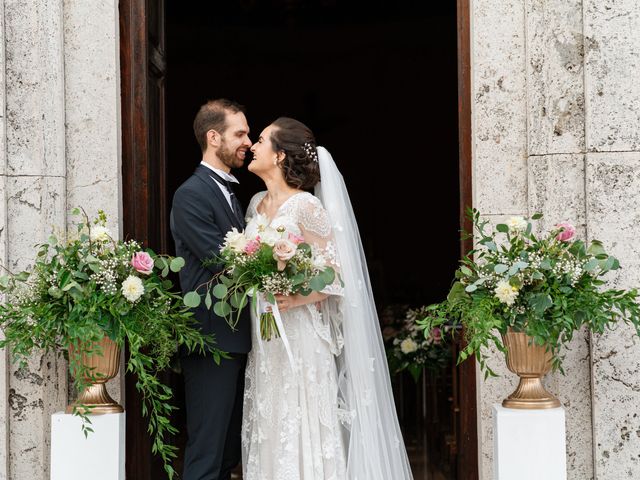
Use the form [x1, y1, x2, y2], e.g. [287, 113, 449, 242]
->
[465, 284, 478, 293]
[212, 284, 228, 300]
[183, 291, 201, 308]
[169, 257, 185, 272]
[494, 264, 508, 274]
[460, 266, 473, 276]
[309, 276, 327, 291]
[214, 301, 231, 317]
[205, 292, 212, 310]
[496, 224, 509, 233]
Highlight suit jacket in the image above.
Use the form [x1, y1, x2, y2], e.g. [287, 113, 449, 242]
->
[170, 164, 251, 355]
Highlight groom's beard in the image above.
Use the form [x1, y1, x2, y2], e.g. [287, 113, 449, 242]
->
[219, 139, 244, 170]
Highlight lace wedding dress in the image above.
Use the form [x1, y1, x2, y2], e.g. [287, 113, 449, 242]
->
[241, 191, 348, 480]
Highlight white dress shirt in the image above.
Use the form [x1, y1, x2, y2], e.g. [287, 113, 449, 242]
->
[200, 161, 239, 210]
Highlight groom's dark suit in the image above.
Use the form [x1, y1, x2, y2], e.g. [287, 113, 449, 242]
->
[170, 164, 251, 480]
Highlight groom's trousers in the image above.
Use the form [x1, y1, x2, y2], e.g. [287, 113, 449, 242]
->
[181, 353, 247, 480]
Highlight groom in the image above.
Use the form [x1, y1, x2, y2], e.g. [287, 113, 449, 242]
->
[170, 99, 252, 480]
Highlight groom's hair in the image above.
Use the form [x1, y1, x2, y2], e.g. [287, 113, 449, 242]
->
[193, 99, 246, 153]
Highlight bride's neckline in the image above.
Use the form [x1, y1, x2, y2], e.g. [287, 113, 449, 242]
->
[255, 191, 307, 221]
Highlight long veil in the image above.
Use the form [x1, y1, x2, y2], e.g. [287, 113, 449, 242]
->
[315, 147, 414, 479]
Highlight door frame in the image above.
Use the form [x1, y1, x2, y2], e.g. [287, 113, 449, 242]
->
[456, 0, 479, 477]
[119, 1, 478, 477]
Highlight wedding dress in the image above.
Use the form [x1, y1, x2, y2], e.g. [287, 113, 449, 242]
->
[242, 191, 348, 480]
[242, 147, 413, 480]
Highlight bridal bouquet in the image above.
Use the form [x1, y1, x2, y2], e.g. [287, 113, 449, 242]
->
[384, 305, 451, 382]
[184, 213, 338, 340]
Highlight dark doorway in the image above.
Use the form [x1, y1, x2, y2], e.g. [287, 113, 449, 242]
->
[121, 0, 477, 478]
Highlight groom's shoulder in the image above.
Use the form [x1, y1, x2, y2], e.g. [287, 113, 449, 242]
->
[173, 172, 206, 203]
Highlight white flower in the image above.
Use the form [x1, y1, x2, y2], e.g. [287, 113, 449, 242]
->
[494, 280, 519, 305]
[507, 216, 528, 233]
[223, 228, 247, 253]
[90, 225, 112, 242]
[312, 254, 327, 270]
[245, 213, 270, 239]
[400, 338, 418, 354]
[121, 275, 144, 303]
[259, 227, 280, 247]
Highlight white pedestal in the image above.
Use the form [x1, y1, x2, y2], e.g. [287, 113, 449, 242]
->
[493, 404, 567, 480]
[50, 411, 125, 480]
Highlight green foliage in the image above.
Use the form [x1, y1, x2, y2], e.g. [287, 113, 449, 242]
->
[420, 209, 640, 377]
[0, 208, 223, 479]
[382, 305, 452, 382]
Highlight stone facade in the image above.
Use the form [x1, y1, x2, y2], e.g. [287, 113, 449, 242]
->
[473, 0, 640, 478]
[0, 0, 121, 478]
[0, 0, 638, 478]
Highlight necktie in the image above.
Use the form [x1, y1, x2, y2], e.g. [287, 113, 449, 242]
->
[207, 170, 245, 227]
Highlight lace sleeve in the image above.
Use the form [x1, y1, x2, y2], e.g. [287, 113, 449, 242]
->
[297, 194, 344, 296]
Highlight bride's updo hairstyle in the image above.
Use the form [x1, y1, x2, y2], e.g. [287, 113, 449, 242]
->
[270, 117, 321, 190]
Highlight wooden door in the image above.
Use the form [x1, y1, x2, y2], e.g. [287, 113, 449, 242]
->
[120, 0, 176, 478]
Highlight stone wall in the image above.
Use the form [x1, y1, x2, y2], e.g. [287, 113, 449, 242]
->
[0, 0, 121, 478]
[472, 0, 640, 478]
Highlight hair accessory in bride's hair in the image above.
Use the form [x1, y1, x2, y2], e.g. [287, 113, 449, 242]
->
[303, 142, 319, 163]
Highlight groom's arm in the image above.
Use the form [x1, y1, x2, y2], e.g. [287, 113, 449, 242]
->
[172, 186, 225, 276]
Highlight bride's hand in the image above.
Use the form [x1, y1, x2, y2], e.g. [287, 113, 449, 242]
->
[273, 294, 298, 312]
[274, 292, 328, 312]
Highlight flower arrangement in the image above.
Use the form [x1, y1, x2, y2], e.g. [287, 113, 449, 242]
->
[0, 208, 219, 479]
[419, 209, 640, 377]
[383, 305, 451, 382]
[183, 213, 339, 340]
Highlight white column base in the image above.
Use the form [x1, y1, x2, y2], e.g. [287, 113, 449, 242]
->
[50, 411, 125, 480]
[493, 404, 567, 480]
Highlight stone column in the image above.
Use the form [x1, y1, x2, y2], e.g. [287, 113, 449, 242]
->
[63, 0, 123, 406]
[473, 0, 595, 478]
[2, 0, 68, 478]
[584, 1, 640, 475]
[471, 0, 529, 477]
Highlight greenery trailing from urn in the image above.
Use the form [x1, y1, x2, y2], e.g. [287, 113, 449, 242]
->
[0, 208, 223, 479]
[419, 208, 640, 378]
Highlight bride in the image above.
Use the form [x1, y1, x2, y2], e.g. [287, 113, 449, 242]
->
[242, 117, 413, 480]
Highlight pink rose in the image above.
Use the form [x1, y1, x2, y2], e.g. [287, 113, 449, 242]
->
[430, 327, 442, 344]
[273, 239, 297, 271]
[288, 232, 304, 245]
[244, 239, 261, 255]
[131, 251, 154, 275]
[555, 222, 576, 242]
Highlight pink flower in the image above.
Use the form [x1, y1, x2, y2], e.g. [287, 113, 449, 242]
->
[555, 222, 576, 242]
[131, 251, 154, 275]
[288, 232, 304, 245]
[244, 239, 261, 255]
[273, 239, 298, 271]
[430, 327, 442, 344]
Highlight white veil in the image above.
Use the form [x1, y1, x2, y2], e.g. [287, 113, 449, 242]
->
[314, 147, 414, 479]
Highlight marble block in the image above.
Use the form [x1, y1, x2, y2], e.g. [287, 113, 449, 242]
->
[493, 404, 567, 480]
[50, 412, 125, 480]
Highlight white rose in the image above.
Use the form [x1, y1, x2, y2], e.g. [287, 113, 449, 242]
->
[494, 280, 519, 305]
[90, 225, 112, 242]
[223, 228, 247, 253]
[259, 227, 280, 247]
[507, 216, 528, 233]
[121, 275, 144, 303]
[400, 338, 418, 354]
